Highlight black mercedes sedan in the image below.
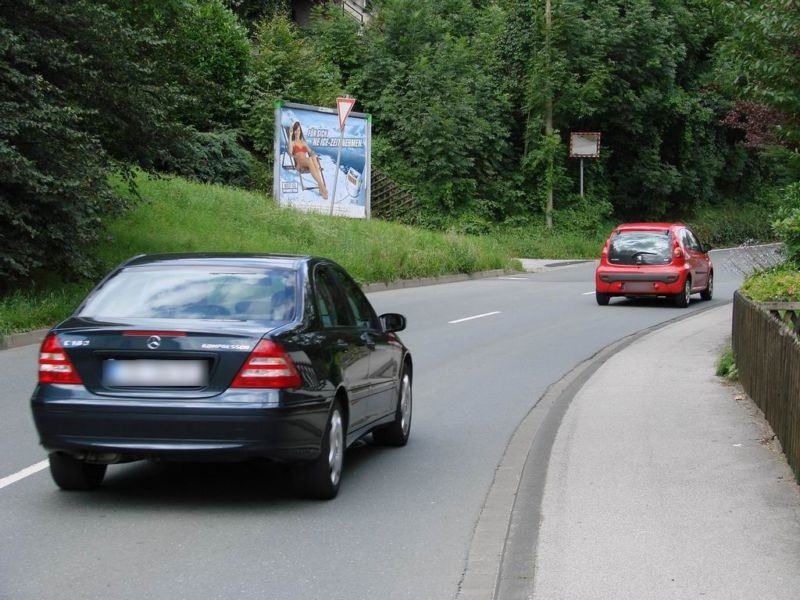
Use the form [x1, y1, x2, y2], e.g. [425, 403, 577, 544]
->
[31, 254, 412, 499]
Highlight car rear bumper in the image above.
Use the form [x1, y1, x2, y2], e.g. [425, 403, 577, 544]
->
[31, 385, 331, 463]
[595, 267, 686, 296]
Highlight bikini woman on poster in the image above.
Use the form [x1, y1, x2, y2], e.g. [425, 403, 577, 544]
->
[289, 121, 329, 200]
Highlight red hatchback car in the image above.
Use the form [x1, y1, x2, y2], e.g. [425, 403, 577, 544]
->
[595, 223, 713, 307]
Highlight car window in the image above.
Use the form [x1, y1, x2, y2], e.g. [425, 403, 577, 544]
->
[78, 266, 297, 322]
[313, 267, 354, 328]
[685, 229, 702, 252]
[608, 231, 672, 265]
[330, 267, 378, 330]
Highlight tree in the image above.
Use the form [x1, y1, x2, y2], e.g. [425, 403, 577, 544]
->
[244, 14, 341, 160]
[0, 0, 196, 286]
[506, 0, 759, 219]
[355, 0, 513, 222]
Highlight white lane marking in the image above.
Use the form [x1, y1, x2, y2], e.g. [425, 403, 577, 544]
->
[582, 291, 596, 295]
[0, 460, 49, 490]
[449, 311, 501, 324]
[497, 277, 529, 281]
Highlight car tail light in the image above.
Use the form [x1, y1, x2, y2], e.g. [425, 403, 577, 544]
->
[231, 340, 302, 389]
[38, 334, 82, 384]
[672, 240, 684, 263]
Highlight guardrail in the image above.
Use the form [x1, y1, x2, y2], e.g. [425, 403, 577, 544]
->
[732, 292, 800, 481]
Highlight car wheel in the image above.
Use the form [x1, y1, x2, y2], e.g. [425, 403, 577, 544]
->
[596, 292, 611, 306]
[675, 277, 691, 308]
[292, 402, 345, 500]
[701, 271, 713, 301]
[373, 370, 412, 447]
[48, 452, 107, 490]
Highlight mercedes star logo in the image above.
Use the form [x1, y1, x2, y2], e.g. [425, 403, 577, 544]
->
[146, 335, 162, 350]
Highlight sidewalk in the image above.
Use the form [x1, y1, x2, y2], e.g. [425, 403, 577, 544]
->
[533, 305, 800, 599]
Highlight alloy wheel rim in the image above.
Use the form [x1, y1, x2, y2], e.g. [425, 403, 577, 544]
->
[709, 274, 714, 296]
[400, 375, 412, 435]
[328, 410, 343, 486]
[685, 280, 691, 303]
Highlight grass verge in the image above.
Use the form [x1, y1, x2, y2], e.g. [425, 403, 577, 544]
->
[1, 173, 519, 336]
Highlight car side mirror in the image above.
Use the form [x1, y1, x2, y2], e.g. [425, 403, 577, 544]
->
[380, 313, 406, 333]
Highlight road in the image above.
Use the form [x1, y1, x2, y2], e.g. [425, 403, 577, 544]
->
[0, 248, 764, 599]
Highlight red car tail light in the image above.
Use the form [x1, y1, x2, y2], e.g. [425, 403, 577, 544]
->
[672, 239, 685, 264]
[38, 334, 83, 384]
[231, 340, 302, 389]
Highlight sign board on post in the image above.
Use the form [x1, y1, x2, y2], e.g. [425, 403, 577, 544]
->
[569, 132, 601, 158]
[331, 97, 357, 215]
[337, 97, 356, 129]
[273, 100, 371, 219]
[569, 132, 601, 197]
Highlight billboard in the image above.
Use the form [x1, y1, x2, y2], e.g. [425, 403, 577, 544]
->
[274, 101, 371, 218]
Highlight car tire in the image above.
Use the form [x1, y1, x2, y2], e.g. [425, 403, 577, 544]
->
[373, 370, 412, 447]
[48, 452, 107, 491]
[292, 402, 345, 500]
[596, 292, 611, 306]
[675, 277, 691, 308]
[701, 271, 713, 301]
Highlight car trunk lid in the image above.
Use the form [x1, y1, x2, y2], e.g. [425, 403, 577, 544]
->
[54, 318, 273, 398]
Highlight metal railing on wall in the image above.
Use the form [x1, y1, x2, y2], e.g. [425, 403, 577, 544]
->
[732, 292, 800, 481]
[338, 0, 371, 25]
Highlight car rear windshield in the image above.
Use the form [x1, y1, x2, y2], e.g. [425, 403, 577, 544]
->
[608, 231, 673, 265]
[79, 266, 298, 322]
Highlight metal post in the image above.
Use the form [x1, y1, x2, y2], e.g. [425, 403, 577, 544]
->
[580, 159, 584, 197]
[329, 126, 345, 216]
[544, 0, 554, 229]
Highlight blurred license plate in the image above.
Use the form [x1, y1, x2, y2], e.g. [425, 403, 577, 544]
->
[103, 360, 207, 387]
[622, 282, 655, 293]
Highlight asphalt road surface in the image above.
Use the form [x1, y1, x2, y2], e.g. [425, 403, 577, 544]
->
[0, 247, 773, 600]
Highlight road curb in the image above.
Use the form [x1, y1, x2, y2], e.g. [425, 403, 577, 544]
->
[455, 301, 731, 600]
[0, 328, 50, 352]
[362, 269, 516, 294]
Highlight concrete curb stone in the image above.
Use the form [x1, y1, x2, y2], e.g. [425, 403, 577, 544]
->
[361, 269, 516, 294]
[0, 328, 50, 352]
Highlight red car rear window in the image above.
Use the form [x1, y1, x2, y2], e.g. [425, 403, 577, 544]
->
[608, 231, 672, 265]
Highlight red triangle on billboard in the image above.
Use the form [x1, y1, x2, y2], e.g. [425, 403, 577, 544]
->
[337, 97, 356, 129]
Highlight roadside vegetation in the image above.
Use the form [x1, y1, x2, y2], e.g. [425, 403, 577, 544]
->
[716, 346, 739, 381]
[740, 183, 800, 303]
[0, 174, 518, 336]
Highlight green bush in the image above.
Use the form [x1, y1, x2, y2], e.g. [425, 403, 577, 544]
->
[162, 129, 254, 188]
[690, 201, 776, 247]
[773, 182, 800, 262]
[553, 194, 614, 234]
[716, 347, 738, 381]
[740, 263, 800, 302]
[244, 14, 341, 160]
[172, 0, 251, 129]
